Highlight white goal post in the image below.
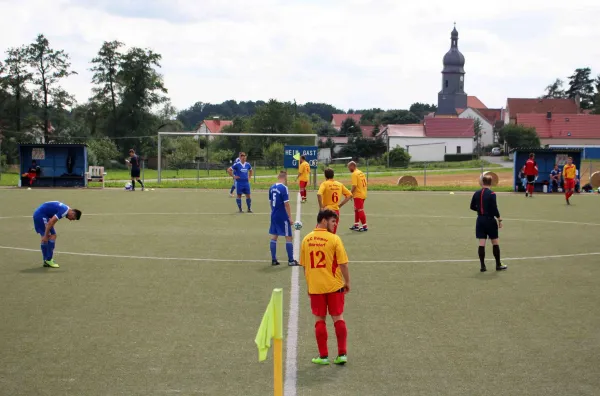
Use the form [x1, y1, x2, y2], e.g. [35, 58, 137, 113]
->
[157, 131, 319, 184]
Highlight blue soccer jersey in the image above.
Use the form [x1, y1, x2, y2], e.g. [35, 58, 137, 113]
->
[33, 201, 69, 235]
[232, 161, 252, 183]
[269, 183, 292, 236]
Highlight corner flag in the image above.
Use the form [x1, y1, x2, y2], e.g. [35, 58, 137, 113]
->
[255, 288, 283, 396]
[293, 151, 301, 161]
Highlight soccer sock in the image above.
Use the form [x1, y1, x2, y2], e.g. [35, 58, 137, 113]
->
[131, 179, 135, 190]
[493, 245, 501, 266]
[478, 246, 486, 267]
[48, 240, 56, 260]
[359, 211, 367, 228]
[285, 242, 294, 262]
[334, 320, 348, 356]
[315, 320, 328, 358]
[354, 209, 359, 225]
[246, 198, 252, 210]
[236, 198, 242, 210]
[41, 243, 48, 261]
[230, 184, 235, 194]
[270, 240, 277, 261]
[137, 179, 144, 188]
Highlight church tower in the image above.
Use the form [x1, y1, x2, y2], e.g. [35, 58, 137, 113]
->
[436, 25, 467, 116]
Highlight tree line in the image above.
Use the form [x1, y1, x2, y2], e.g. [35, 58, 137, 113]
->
[542, 67, 600, 113]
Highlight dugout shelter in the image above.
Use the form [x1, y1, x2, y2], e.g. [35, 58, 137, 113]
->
[19, 143, 88, 188]
[512, 147, 582, 192]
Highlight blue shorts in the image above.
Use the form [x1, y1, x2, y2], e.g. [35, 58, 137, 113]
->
[269, 218, 292, 237]
[236, 182, 251, 195]
[476, 216, 498, 240]
[33, 215, 56, 236]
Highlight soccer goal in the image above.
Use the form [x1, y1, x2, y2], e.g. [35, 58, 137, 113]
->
[156, 131, 320, 187]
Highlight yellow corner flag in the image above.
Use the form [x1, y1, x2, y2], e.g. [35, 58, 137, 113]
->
[293, 151, 301, 161]
[255, 288, 283, 396]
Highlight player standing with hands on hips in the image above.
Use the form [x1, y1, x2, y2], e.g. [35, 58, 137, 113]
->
[347, 161, 368, 232]
[470, 175, 507, 272]
[300, 209, 350, 365]
[126, 149, 144, 191]
[296, 155, 311, 203]
[317, 169, 352, 234]
[227, 152, 253, 213]
[268, 171, 299, 266]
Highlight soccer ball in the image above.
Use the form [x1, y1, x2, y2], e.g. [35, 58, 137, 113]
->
[293, 221, 303, 230]
[125, 182, 132, 191]
[597, 187, 600, 194]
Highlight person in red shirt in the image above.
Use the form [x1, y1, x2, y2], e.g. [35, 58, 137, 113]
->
[523, 153, 538, 197]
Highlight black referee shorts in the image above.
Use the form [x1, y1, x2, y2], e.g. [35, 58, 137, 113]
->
[131, 168, 141, 178]
[476, 216, 499, 240]
[526, 175, 536, 184]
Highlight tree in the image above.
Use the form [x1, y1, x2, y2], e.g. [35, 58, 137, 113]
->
[384, 147, 411, 167]
[356, 108, 384, 125]
[263, 142, 285, 168]
[166, 137, 199, 170]
[27, 34, 77, 142]
[87, 137, 120, 166]
[593, 75, 600, 115]
[2, 46, 33, 132]
[566, 68, 595, 109]
[90, 40, 124, 134]
[409, 103, 437, 120]
[498, 124, 541, 149]
[542, 78, 566, 99]
[472, 118, 483, 156]
[340, 137, 387, 160]
[340, 117, 361, 137]
[376, 110, 420, 125]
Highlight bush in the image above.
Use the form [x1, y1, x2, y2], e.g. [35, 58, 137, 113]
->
[383, 147, 411, 167]
[444, 154, 475, 162]
[263, 142, 284, 168]
[87, 138, 120, 166]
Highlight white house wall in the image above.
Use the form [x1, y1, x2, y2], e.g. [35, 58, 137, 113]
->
[389, 137, 473, 161]
[458, 108, 494, 147]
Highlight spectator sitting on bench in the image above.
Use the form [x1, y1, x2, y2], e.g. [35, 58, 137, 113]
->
[518, 166, 527, 191]
[549, 164, 561, 193]
[22, 160, 41, 186]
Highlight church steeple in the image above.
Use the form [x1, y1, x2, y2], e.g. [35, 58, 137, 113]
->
[437, 24, 467, 116]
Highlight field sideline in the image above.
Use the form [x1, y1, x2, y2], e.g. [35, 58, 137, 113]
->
[0, 189, 599, 395]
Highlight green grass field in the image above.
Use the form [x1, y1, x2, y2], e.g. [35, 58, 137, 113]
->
[1, 189, 599, 395]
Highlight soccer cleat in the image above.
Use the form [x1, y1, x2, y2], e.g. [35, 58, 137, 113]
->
[358, 227, 368, 232]
[44, 259, 59, 268]
[229, 193, 234, 198]
[247, 209, 253, 213]
[566, 197, 570, 205]
[349, 225, 360, 231]
[480, 266, 487, 272]
[333, 355, 347, 365]
[311, 356, 330, 365]
[288, 260, 299, 266]
[272, 260, 280, 266]
[525, 192, 528, 197]
[496, 263, 507, 271]
[141, 187, 145, 191]
[238, 209, 243, 213]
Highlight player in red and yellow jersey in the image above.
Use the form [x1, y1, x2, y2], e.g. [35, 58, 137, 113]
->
[347, 161, 368, 232]
[317, 168, 352, 234]
[296, 155, 311, 203]
[523, 153, 538, 197]
[300, 209, 350, 366]
[562, 157, 577, 205]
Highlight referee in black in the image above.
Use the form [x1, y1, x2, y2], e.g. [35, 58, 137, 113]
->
[126, 149, 144, 191]
[470, 175, 507, 272]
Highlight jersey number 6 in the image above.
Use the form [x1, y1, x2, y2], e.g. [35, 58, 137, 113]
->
[309, 251, 326, 268]
[332, 192, 339, 203]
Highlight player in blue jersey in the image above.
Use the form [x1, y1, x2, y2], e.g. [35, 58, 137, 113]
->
[32, 201, 82, 268]
[227, 152, 253, 213]
[229, 154, 241, 197]
[269, 171, 298, 266]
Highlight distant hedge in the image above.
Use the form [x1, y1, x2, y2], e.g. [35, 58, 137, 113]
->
[444, 154, 475, 162]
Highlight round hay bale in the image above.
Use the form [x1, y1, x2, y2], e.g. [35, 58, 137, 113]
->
[481, 171, 499, 187]
[591, 171, 600, 189]
[397, 175, 418, 187]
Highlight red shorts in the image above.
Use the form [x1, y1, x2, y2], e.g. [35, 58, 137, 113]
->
[334, 209, 340, 233]
[353, 198, 365, 210]
[564, 179, 575, 190]
[299, 181, 308, 189]
[310, 290, 345, 316]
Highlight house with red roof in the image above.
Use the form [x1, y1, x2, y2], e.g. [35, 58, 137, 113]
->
[504, 98, 579, 124]
[196, 117, 234, 140]
[378, 118, 474, 161]
[331, 114, 362, 130]
[515, 113, 600, 146]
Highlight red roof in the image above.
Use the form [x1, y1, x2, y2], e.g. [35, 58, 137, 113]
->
[477, 108, 502, 125]
[319, 136, 349, 144]
[424, 118, 474, 138]
[331, 113, 362, 128]
[507, 98, 578, 119]
[516, 113, 600, 139]
[360, 125, 376, 138]
[202, 119, 233, 134]
[467, 96, 487, 109]
[384, 124, 425, 137]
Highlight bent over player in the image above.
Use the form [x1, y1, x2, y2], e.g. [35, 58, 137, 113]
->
[347, 161, 368, 232]
[470, 175, 506, 272]
[300, 209, 350, 365]
[269, 171, 298, 266]
[33, 201, 82, 268]
[317, 168, 352, 234]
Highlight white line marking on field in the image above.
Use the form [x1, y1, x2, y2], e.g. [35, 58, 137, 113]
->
[284, 193, 301, 396]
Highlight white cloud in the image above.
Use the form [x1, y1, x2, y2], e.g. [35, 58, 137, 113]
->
[0, 0, 599, 113]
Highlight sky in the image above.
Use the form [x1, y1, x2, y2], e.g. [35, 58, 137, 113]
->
[1, 0, 599, 113]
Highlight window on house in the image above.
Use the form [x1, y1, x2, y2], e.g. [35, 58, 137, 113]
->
[445, 80, 449, 88]
[457, 146, 462, 154]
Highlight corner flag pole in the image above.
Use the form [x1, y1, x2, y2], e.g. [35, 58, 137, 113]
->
[273, 288, 283, 396]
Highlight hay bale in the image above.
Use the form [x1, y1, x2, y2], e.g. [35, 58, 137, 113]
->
[481, 171, 499, 187]
[397, 175, 418, 187]
[591, 172, 600, 189]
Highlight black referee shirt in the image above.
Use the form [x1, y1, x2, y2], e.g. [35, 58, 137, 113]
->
[470, 188, 500, 218]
